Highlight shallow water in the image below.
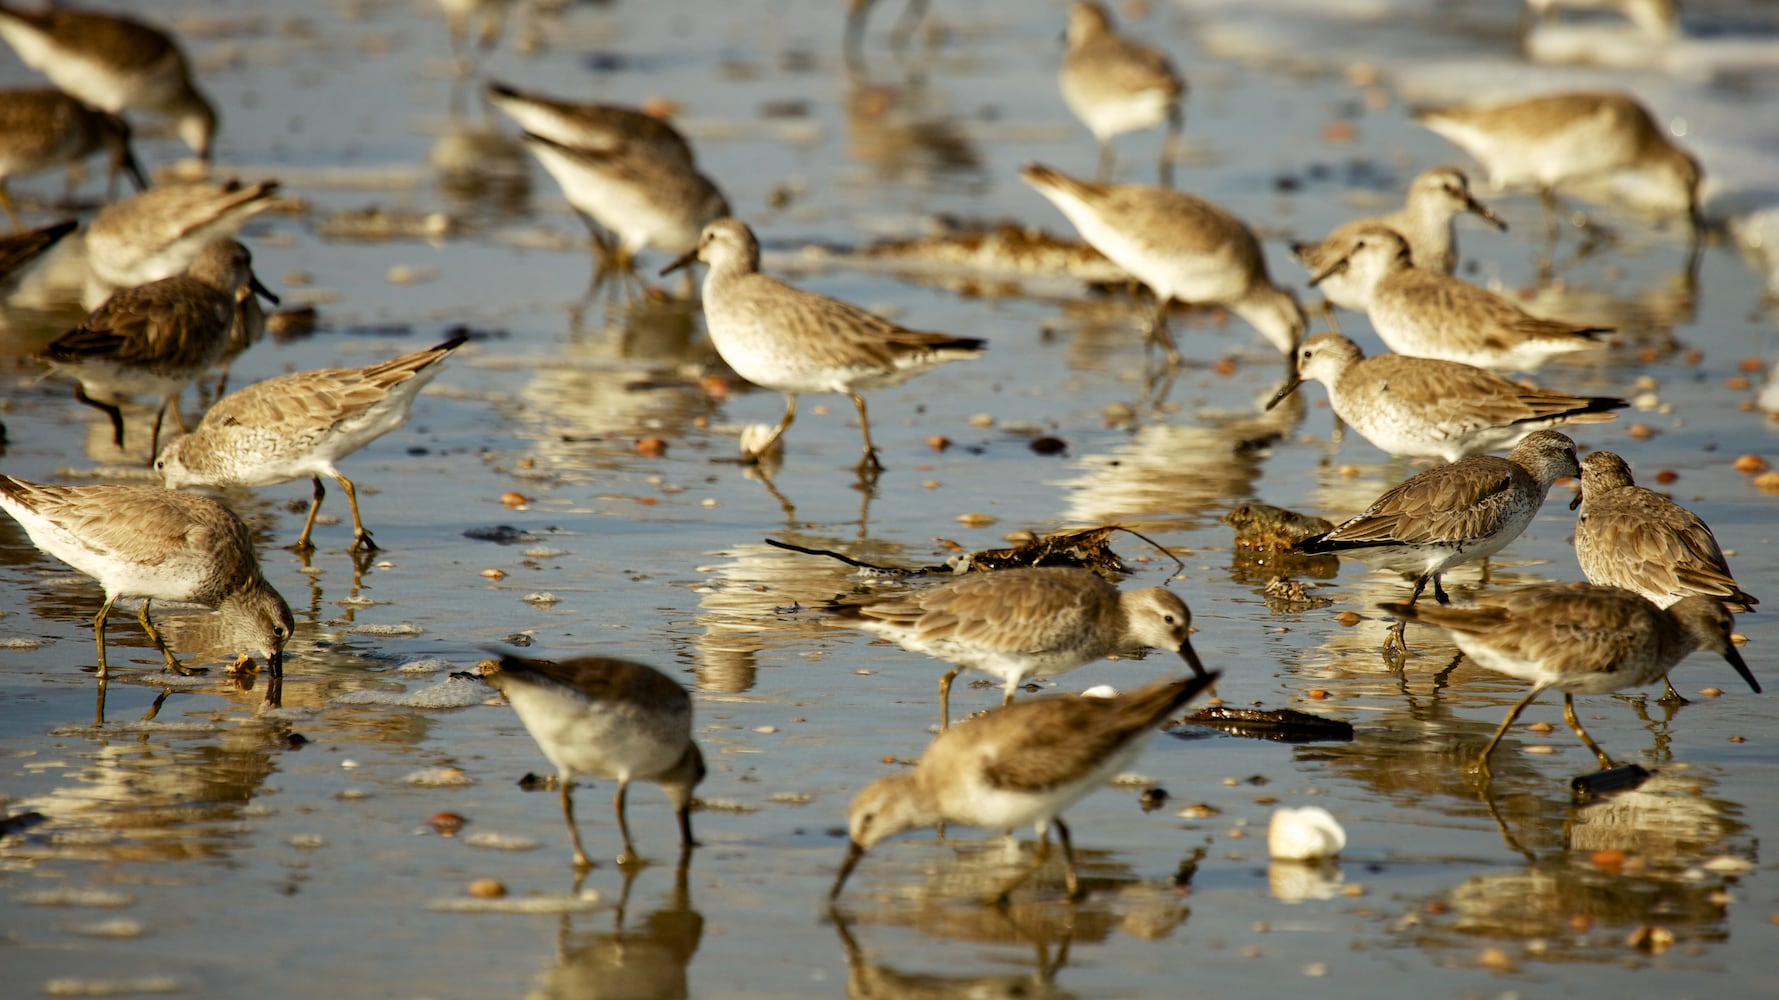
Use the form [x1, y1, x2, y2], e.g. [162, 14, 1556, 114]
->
[3, 0, 1779, 996]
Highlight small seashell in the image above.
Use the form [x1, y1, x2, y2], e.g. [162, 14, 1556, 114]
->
[1267, 806, 1345, 861]
[467, 878, 507, 899]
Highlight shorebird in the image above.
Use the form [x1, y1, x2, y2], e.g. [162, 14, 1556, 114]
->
[829, 566, 1206, 729]
[1380, 584, 1758, 775]
[1059, 1, 1187, 186]
[481, 653, 707, 868]
[518, 130, 727, 290]
[0, 475, 293, 711]
[41, 238, 274, 455]
[486, 80, 695, 168]
[1308, 225, 1608, 371]
[830, 671, 1220, 904]
[0, 4, 218, 162]
[0, 88, 146, 231]
[1291, 166, 1505, 320]
[1415, 90, 1701, 235]
[1294, 430, 1581, 610]
[156, 336, 468, 554]
[662, 218, 984, 474]
[1267, 332, 1623, 462]
[1572, 449, 1757, 701]
[82, 178, 281, 310]
[1021, 163, 1303, 362]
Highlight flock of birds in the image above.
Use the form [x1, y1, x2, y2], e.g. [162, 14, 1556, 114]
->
[0, 0, 1765, 900]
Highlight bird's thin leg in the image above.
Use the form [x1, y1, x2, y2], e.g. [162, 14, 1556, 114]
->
[848, 392, 882, 474]
[561, 780, 594, 870]
[92, 595, 117, 680]
[1095, 141, 1114, 182]
[1143, 295, 1180, 366]
[613, 778, 640, 866]
[675, 797, 697, 855]
[1657, 675, 1689, 704]
[1159, 106, 1182, 189]
[1472, 687, 1545, 776]
[1562, 693, 1618, 771]
[294, 476, 326, 552]
[745, 393, 797, 463]
[1055, 818, 1081, 900]
[73, 384, 125, 448]
[335, 473, 378, 553]
[138, 599, 202, 675]
[938, 665, 963, 731]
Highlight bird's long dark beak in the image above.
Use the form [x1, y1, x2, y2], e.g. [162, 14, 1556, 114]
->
[829, 840, 866, 900]
[1568, 487, 1584, 512]
[122, 149, 149, 193]
[1308, 257, 1348, 288]
[1468, 195, 1507, 232]
[249, 274, 280, 307]
[1265, 376, 1303, 412]
[1179, 637, 1207, 679]
[1723, 645, 1760, 695]
[660, 249, 698, 277]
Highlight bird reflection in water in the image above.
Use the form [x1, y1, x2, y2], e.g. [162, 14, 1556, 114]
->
[1398, 768, 1748, 966]
[830, 899, 1085, 1000]
[534, 861, 703, 1000]
[692, 537, 913, 693]
[1060, 382, 1306, 535]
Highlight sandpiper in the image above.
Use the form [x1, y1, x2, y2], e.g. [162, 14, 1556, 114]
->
[82, 178, 281, 310]
[0, 475, 293, 704]
[1573, 449, 1756, 700]
[1059, 1, 1186, 186]
[830, 566, 1206, 729]
[1295, 430, 1581, 607]
[486, 80, 695, 167]
[0, 4, 218, 162]
[41, 238, 274, 455]
[1380, 584, 1758, 775]
[1308, 225, 1607, 371]
[0, 88, 146, 231]
[481, 653, 707, 868]
[519, 130, 728, 289]
[662, 218, 984, 473]
[156, 335, 468, 554]
[1291, 166, 1505, 317]
[1415, 90, 1701, 234]
[831, 671, 1220, 904]
[1021, 163, 1303, 361]
[1267, 332, 1623, 462]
